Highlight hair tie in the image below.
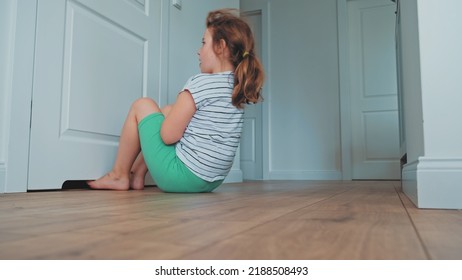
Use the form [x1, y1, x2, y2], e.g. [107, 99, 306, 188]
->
[242, 51, 249, 58]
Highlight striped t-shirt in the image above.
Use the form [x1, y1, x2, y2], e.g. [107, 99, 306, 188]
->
[176, 71, 244, 182]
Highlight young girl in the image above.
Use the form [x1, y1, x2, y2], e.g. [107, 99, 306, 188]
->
[88, 9, 264, 192]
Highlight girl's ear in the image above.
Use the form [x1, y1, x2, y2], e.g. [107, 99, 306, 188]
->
[215, 39, 227, 55]
[220, 39, 227, 50]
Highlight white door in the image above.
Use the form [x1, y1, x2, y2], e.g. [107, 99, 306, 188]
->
[241, 11, 263, 180]
[348, 0, 400, 179]
[28, 0, 162, 189]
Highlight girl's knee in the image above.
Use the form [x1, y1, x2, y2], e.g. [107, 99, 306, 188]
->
[132, 97, 161, 122]
[132, 98, 159, 111]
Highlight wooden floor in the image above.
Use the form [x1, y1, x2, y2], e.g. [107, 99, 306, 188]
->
[1, 181, 461, 260]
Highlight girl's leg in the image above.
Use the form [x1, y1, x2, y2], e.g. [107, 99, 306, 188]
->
[88, 98, 161, 190]
[130, 153, 148, 190]
[128, 104, 174, 190]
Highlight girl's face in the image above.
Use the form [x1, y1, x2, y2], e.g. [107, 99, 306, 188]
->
[198, 28, 220, 73]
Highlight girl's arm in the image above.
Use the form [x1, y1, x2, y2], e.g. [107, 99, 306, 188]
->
[160, 91, 196, 145]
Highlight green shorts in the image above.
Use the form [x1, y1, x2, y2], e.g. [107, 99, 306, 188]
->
[138, 113, 223, 193]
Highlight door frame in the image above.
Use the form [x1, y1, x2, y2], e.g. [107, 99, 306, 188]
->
[240, 1, 271, 180]
[240, 9, 263, 180]
[4, 0, 37, 193]
[337, 0, 353, 180]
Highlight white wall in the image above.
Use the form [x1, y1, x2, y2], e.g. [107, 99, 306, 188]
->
[243, 0, 342, 179]
[401, 0, 462, 209]
[0, 0, 16, 190]
[0, 1, 12, 162]
[418, 0, 462, 157]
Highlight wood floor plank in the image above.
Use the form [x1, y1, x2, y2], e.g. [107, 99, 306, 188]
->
[75, 217, 258, 247]
[399, 192, 462, 259]
[77, 236, 198, 260]
[184, 210, 427, 260]
[302, 182, 405, 213]
[0, 231, 113, 259]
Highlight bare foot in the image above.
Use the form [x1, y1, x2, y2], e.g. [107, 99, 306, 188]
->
[130, 172, 145, 190]
[87, 172, 129, 191]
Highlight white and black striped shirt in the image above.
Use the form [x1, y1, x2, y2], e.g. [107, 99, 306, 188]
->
[176, 72, 244, 182]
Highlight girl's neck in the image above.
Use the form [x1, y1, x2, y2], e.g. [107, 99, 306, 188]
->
[213, 60, 234, 73]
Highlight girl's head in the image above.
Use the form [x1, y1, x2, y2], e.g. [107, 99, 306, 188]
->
[203, 9, 265, 108]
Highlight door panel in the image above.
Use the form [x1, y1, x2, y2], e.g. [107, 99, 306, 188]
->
[62, 2, 145, 139]
[349, 0, 400, 179]
[28, 0, 161, 189]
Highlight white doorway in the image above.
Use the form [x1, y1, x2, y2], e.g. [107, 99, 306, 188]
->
[347, 0, 400, 179]
[240, 10, 263, 180]
[27, 0, 163, 189]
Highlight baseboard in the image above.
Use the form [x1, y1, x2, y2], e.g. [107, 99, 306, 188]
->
[403, 157, 462, 209]
[224, 169, 243, 183]
[0, 162, 6, 194]
[268, 170, 342, 180]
